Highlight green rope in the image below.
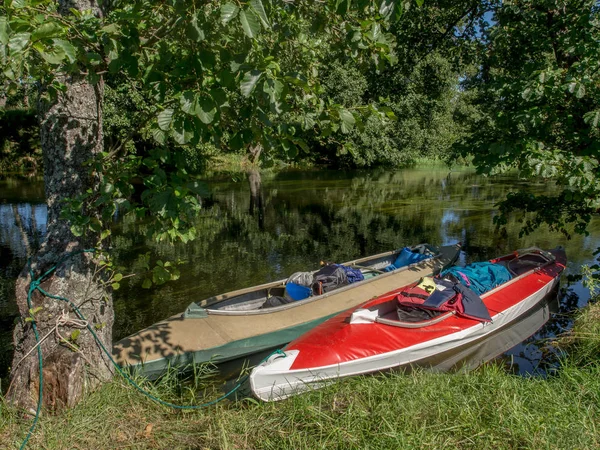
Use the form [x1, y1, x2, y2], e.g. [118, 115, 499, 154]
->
[19, 249, 287, 449]
[18, 263, 45, 450]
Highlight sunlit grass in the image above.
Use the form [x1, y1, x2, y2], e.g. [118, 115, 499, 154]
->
[2, 301, 599, 449]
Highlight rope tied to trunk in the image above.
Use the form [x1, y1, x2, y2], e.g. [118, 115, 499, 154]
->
[18, 248, 263, 450]
[11, 309, 89, 373]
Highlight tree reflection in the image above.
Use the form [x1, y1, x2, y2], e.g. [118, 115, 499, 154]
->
[0, 169, 598, 380]
[111, 168, 599, 341]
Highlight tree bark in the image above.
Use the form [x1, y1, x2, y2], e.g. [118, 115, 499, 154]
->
[248, 143, 262, 165]
[7, 0, 114, 412]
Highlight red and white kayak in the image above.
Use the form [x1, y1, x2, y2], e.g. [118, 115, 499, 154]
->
[249, 247, 567, 401]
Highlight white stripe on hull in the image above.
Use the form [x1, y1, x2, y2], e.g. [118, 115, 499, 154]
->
[250, 277, 559, 401]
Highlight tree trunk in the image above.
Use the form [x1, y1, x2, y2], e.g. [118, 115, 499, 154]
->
[7, 0, 113, 412]
[248, 143, 262, 165]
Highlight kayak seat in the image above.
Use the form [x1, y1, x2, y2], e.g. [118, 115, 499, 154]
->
[499, 253, 550, 276]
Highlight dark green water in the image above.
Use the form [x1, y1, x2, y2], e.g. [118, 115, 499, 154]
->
[0, 167, 598, 381]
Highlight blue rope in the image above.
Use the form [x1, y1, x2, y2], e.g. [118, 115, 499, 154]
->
[18, 249, 285, 448]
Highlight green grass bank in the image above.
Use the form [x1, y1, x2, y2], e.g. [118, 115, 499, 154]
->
[1, 298, 599, 450]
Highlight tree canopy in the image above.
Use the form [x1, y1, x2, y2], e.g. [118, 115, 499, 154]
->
[457, 0, 600, 238]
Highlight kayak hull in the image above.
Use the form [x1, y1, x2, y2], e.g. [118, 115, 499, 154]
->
[113, 244, 459, 379]
[250, 248, 566, 401]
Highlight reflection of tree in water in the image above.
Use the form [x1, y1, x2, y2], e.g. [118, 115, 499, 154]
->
[0, 201, 47, 383]
[247, 169, 265, 231]
[0, 170, 597, 377]
[111, 168, 599, 341]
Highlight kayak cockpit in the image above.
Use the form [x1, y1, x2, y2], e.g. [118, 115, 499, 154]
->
[183, 244, 448, 317]
[350, 247, 559, 329]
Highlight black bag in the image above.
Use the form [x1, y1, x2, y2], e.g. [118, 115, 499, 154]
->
[260, 295, 294, 309]
[311, 265, 349, 295]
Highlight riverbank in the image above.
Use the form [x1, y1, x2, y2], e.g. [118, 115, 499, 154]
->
[1, 297, 598, 450]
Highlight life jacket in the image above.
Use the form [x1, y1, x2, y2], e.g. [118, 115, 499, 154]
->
[396, 277, 492, 323]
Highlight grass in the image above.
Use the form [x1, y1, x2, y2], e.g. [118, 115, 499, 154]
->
[201, 155, 463, 175]
[2, 301, 599, 450]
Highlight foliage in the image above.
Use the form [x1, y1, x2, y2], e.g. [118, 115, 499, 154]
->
[0, 107, 40, 172]
[1, 1, 493, 176]
[308, 0, 492, 168]
[0, 0, 415, 268]
[458, 0, 600, 237]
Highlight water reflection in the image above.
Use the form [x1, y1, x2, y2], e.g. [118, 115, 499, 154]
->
[0, 168, 598, 382]
[0, 178, 47, 381]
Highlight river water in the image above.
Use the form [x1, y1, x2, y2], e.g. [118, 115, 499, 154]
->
[0, 167, 598, 382]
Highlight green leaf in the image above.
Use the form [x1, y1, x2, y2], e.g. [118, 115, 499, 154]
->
[142, 278, 153, 289]
[240, 70, 263, 97]
[294, 138, 310, 153]
[53, 39, 76, 63]
[415, 0, 424, 6]
[38, 45, 66, 64]
[70, 330, 80, 341]
[88, 218, 102, 232]
[157, 108, 174, 131]
[198, 95, 217, 124]
[111, 282, 120, 290]
[281, 138, 297, 158]
[70, 224, 83, 237]
[29, 307, 43, 316]
[152, 127, 166, 144]
[335, 0, 350, 15]
[239, 8, 261, 39]
[583, 110, 600, 128]
[8, 32, 30, 53]
[0, 17, 9, 45]
[575, 83, 586, 99]
[263, 78, 283, 98]
[186, 16, 205, 42]
[180, 91, 198, 115]
[221, 3, 239, 24]
[172, 116, 194, 144]
[339, 108, 356, 133]
[211, 87, 230, 109]
[250, 0, 270, 28]
[32, 22, 63, 41]
[368, 22, 381, 41]
[113, 273, 123, 282]
[152, 265, 171, 285]
[101, 24, 120, 35]
[198, 49, 215, 69]
[379, 0, 395, 19]
[284, 72, 309, 91]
